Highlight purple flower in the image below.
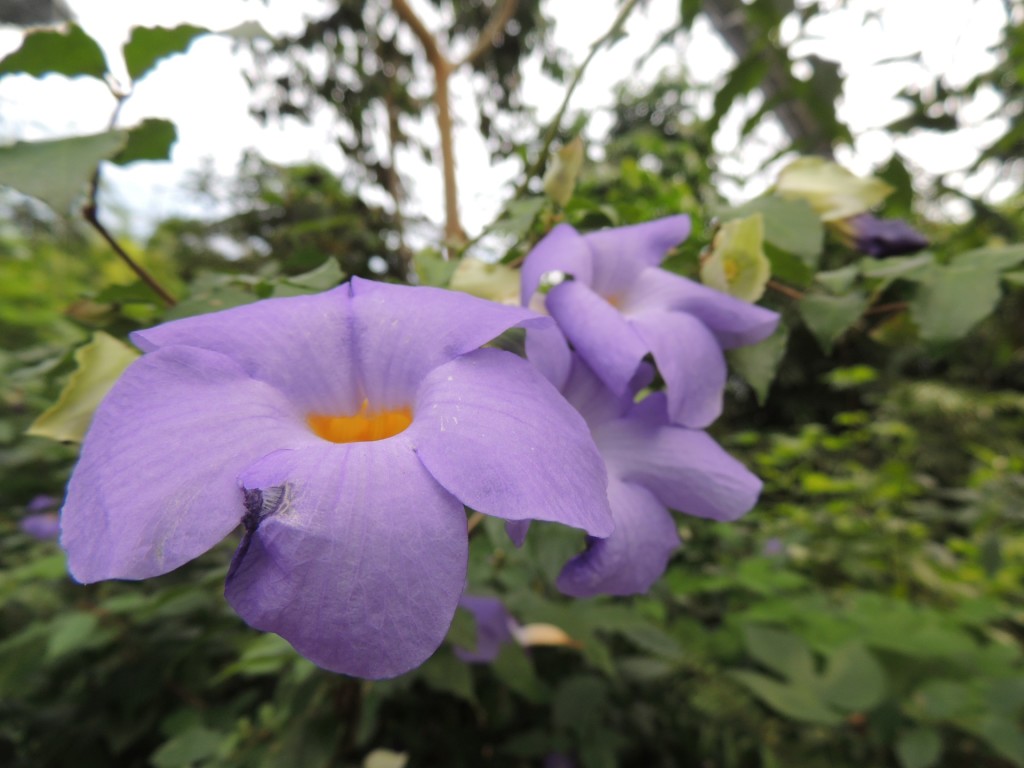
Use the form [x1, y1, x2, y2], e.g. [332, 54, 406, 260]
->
[528, 332, 763, 597]
[60, 278, 613, 679]
[837, 213, 929, 257]
[27, 494, 58, 513]
[21, 512, 60, 541]
[521, 217, 779, 428]
[453, 595, 517, 663]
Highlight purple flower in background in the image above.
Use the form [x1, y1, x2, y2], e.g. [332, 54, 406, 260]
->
[521, 217, 779, 428]
[61, 279, 613, 679]
[527, 332, 763, 597]
[836, 213, 929, 257]
[21, 512, 60, 541]
[454, 595, 517, 663]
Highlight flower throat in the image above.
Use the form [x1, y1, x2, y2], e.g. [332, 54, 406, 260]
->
[307, 400, 412, 443]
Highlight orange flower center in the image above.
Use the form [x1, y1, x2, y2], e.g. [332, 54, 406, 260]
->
[307, 400, 413, 444]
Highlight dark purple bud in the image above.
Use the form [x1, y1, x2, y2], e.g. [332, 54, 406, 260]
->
[841, 213, 929, 257]
[453, 595, 517, 664]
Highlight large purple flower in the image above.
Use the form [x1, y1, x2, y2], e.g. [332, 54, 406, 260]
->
[521, 217, 779, 428]
[61, 278, 613, 679]
[527, 332, 762, 597]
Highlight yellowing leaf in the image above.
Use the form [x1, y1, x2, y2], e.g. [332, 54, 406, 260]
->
[776, 157, 892, 222]
[449, 258, 521, 305]
[700, 213, 771, 302]
[543, 136, 584, 207]
[27, 332, 139, 443]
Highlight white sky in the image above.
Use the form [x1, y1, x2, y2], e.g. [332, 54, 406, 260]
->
[0, 0, 1017, 238]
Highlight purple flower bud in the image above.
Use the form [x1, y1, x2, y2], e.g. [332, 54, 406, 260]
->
[838, 213, 929, 257]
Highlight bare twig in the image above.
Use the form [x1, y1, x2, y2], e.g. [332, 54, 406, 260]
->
[517, 0, 643, 195]
[767, 279, 805, 301]
[83, 91, 176, 307]
[391, 0, 466, 244]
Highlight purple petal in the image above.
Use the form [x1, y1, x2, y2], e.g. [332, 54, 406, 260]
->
[520, 224, 595, 304]
[593, 418, 762, 522]
[225, 438, 468, 679]
[623, 268, 779, 349]
[505, 520, 531, 547]
[559, 353, 632, 429]
[557, 478, 679, 597]
[132, 285, 364, 416]
[583, 215, 691, 297]
[349, 279, 551, 410]
[524, 324, 572, 391]
[62, 346, 317, 583]
[545, 280, 649, 395]
[629, 311, 727, 428]
[454, 595, 516, 663]
[27, 494, 57, 513]
[411, 348, 613, 537]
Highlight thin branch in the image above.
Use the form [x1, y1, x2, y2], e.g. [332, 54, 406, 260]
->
[457, 0, 519, 67]
[517, 0, 643, 194]
[82, 90, 176, 308]
[83, 194, 176, 308]
[767, 279, 804, 301]
[391, 0, 465, 244]
[392, 0, 450, 71]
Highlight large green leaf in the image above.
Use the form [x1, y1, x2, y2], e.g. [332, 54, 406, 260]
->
[0, 130, 128, 213]
[798, 290, 869, 353]
[910, 263, 1003, 343]
[27, 331, 139, 443]
[718, 195, 824, 268]
[816, 642, 886, 711]
[728, 324, 789, 405]
[742, 625, 816, 685]
[112, 118, 177, 165]
[0, 23, 107, 79]
[123, 24, 209, 82]
[895, 727, 943, 768]
[730, 670, 844, 725]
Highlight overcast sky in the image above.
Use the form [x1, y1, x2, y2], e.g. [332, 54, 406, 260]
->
[0, 0, 1016, 238]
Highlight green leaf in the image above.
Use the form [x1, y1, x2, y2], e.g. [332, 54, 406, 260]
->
[858, 252, 934, 285]
[150, 727, 225, 768]
[741, 625, 816, 686]
[553, 675, 609, 736]
[447, 606, 478, 652]
[0, 130, 129, 213]
[493, 643, 548, 704]
[123, 24, 209, 82]
[1002, 269, 1024, 286]
[798, 291, 869, 353]
[729, 324, 788, 405]
[46, 611, 111, 661]
[27, 331, 139, 443]
[272, 258, 345, 296]
[817, 642, 886, 712]
[418, 649, 476, 704]
[0, 23, 107, 79]
[414, 248, 458, 287]
[815, 264, 859, 295]
[954, 244, 1024, 272]
[895, 727, 942, 768]
[112, 118, 177, 165]
[718, 195, 824, 268]
[775, 156, 892, 221]
[729, 670, 843, 725]
[492, 197, 546, 241]
[910, 263, 1003, 342]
